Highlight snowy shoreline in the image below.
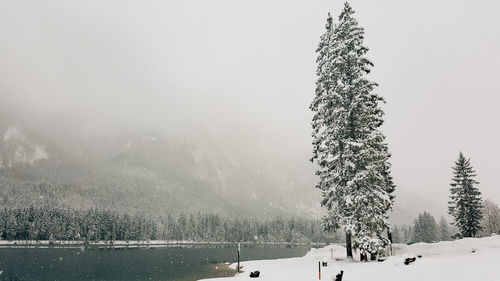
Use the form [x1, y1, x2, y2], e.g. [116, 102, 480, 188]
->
[0, 240, 326, 248]
[200, 236, 500, 281]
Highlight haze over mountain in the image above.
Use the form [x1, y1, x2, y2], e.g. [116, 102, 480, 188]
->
[0, 106, 322, 218]
[0, 105, 443, 225]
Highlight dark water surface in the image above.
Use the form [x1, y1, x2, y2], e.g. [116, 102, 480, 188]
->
[0, 244, 312, 281]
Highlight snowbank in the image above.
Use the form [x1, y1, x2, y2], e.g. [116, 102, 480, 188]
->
[200, 236, 500, 281]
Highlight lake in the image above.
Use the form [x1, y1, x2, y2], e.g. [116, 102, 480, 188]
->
[0, 244, 313, 281]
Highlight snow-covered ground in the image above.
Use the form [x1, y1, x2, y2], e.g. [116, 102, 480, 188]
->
[201, 236, 500, 281]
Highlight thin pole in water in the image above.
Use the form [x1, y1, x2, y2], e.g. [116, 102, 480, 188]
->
[237, 243, 240, 273]
[331, 248, 333, 260]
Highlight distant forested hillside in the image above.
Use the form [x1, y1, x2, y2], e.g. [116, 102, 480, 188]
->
[0, 118, 321, 219]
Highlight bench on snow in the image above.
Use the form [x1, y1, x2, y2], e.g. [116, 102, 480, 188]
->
[404, 257, 416, 265]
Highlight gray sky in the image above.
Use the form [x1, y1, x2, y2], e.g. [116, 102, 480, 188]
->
[0, 0, 499, 208]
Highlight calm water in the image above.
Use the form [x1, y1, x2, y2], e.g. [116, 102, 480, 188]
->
[0, 244, 312, 281]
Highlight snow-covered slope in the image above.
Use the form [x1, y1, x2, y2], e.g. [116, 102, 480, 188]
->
[0, 125, 50, 168]
[0, 121, 321, 218]
[202, 236, 500, 281]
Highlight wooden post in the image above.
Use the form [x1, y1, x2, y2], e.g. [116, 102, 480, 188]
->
[318, 261, 321, 280]
[237, 243, 240, 273]
[331, 248, 333, 260]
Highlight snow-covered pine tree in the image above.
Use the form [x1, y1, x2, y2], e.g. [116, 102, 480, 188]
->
[391, 225, 401, 243]
[407, 225, 414, 242]
[413, 212, 438, 243]
[481, 199, 500, 236]
[310, 2, 395, 258]
[438, 216, 450, 241]
[448, 152, 483, 238]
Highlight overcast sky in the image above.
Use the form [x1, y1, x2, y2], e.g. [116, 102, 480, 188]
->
[0, 0, 499, 207]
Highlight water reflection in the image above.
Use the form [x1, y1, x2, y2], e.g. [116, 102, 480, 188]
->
[0, 244, 311, 281]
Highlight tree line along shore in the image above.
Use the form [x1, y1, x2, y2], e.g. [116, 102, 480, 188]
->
[0, 207, 338, 244]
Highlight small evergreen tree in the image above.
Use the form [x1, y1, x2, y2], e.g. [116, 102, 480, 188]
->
[392, 225, 401, 243]
[402, 225, 410, 243]
[438, 216, 450, 241]
[481, 199, 500, 236]
[413, 212, 438, 243]
[310, 2, 395, 259]
[448, 152, 483, 238]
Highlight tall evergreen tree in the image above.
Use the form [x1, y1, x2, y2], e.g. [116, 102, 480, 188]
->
[310, 2, 395, 258]
[448, 152, 483, 238]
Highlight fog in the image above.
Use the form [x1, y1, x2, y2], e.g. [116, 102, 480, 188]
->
[1, 0, 499, 213]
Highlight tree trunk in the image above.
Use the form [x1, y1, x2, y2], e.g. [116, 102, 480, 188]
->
[345, 231, 353, 259]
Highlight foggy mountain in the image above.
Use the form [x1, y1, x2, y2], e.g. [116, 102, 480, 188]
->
[0, 108, 443, 224]
[0, 109, 322, 218]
